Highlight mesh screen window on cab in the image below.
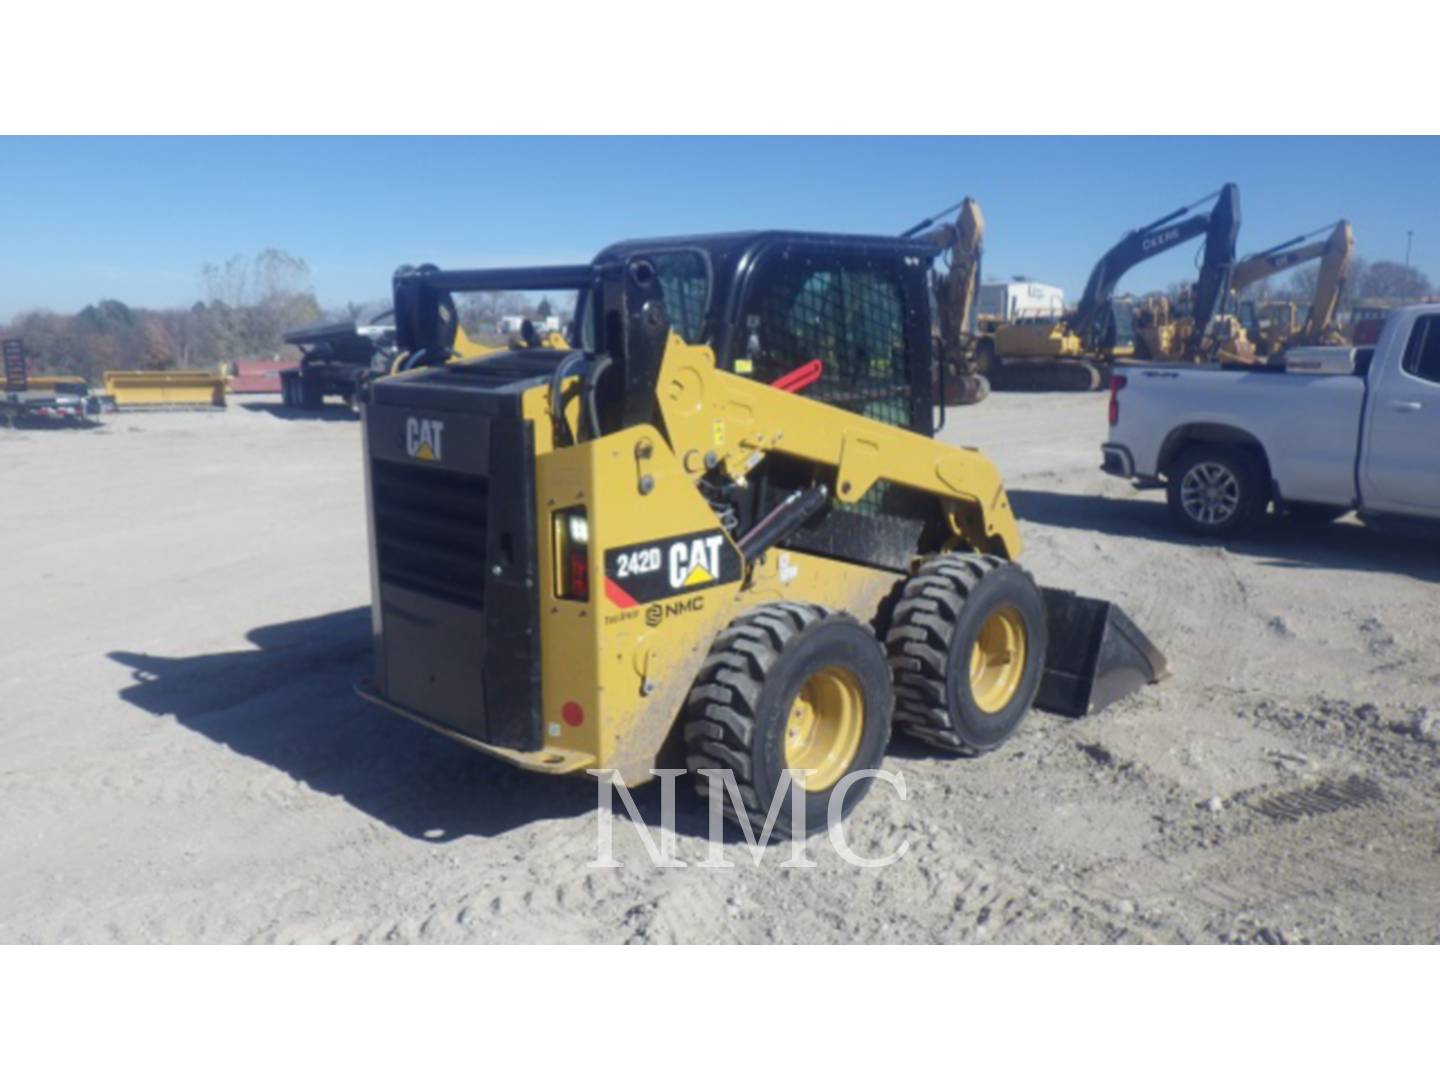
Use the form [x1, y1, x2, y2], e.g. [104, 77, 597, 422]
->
[739, 263, 911, 429]
[652, 251, 709, 345]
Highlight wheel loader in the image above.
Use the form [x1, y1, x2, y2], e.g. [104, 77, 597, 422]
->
[355, 228, 1167, 836]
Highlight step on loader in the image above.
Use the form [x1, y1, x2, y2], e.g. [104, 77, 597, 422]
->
[355, 228, 1167, 837]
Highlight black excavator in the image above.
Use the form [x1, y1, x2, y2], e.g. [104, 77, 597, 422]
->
[978, 183, 1243, 387]
[1122, 184, 1252, 363]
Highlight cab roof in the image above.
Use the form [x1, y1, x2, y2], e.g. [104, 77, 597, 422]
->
[593, 230, 937, 266]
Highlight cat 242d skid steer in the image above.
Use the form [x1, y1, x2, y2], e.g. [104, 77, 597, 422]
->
[356, 220, 1167, 836]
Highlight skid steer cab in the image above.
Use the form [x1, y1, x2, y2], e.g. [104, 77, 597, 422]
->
[355, 230, 1166, 837]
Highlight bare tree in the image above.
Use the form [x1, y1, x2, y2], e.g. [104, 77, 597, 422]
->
[201, 254, 253, 308]
[252, 249, 312, 302]
[1276, 267, 1318, 301]
[1357, 260, 1433, 301]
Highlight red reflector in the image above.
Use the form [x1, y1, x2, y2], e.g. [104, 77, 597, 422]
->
[1108, 374, 1127, 426]
[561, 701, 584, 727]
[567, 549, 589, 598]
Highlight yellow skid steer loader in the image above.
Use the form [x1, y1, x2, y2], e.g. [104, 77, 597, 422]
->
[356, 228, 1166, 836]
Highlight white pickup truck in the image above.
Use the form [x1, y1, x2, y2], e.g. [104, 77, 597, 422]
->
[1102, 303, 1440, 536]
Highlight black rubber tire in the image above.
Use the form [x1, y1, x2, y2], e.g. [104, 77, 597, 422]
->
[280, 371, 297, 407]
[886, 553, 1047, 755]
[973, 338, 997, 379]
[683, 602, 894, 839]
[298, 372, 324, 410]
[1166, 444, 1268, 537]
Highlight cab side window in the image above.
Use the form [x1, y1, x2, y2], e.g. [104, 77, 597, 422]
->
[738, 251, 912, 429]
[1401, 315, 1440, 384]
[652, 251, 709, 345]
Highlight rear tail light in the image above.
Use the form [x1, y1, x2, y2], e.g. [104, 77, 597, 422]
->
[553, 507, 590, 601]
[1108, 374, 1127, 426]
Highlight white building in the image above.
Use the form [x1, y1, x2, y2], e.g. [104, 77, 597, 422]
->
[498, 314, 564, 335]
[977, 281, 1065, 321]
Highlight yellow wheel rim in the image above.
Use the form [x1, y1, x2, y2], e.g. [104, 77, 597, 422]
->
[969, 606, 1027, 713]
[783, 665, 865, 792]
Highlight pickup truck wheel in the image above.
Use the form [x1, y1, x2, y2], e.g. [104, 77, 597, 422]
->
[1167, 445, 1266, 537]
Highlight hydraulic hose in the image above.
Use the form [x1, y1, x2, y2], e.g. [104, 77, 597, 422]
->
[580, 354, 612, 442]
[549, 350, 589, 447]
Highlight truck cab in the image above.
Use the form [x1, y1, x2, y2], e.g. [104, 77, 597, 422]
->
[1360, 305, 1440, 516]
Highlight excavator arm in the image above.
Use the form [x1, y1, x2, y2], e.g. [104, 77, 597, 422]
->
[1234, 236, 1328, 292]
[903, 197, 989, 404]
[1298, 221, 1354, 344]
[1230, 220, 1354, 349]
[1073, 183, 1241, 352]
[907, 197, 984, 343]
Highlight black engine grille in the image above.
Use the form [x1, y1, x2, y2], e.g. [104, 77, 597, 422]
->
[371, 459, 489, 609]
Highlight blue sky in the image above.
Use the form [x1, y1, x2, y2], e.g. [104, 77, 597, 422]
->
[1, 136, 1435, 320]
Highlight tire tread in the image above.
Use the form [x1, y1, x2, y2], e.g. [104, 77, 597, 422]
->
[884, 552, 1038, 754]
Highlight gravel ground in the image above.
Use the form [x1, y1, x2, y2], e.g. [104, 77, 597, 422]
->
[3, 391, 1438, 943]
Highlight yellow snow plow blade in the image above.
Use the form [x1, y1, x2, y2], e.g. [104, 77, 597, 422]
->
[103, 370, 227, 408]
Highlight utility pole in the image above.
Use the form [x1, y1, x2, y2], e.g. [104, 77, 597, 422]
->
[1404, 231, 1416, 302]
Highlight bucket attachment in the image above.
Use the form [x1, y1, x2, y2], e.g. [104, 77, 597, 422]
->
[1035, 588, 1169, 717]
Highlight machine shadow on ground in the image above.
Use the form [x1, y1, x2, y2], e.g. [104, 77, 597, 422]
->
[240, 402, 358, 422]
[1010, 488, 1440, 582]
[106, 607, 728, 844]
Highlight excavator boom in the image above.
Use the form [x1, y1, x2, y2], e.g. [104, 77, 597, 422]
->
[1073, 184, 1240, 351]
[1231, 220, 1354, 350]
[1299, 220, 1354, 343]
[909, 196, 989, 404]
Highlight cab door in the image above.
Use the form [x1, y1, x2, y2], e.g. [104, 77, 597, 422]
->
[726, 239, 932, 434]
[1361, 311, 1440, 517]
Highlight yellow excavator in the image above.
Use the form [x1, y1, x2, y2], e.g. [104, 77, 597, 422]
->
[1232, 220, 1354, 357]
[1133, 285, 1257, 366]
[901, 197, 991, 405]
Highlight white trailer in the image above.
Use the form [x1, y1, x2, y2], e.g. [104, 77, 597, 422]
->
[977, 281, 1065, 322]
